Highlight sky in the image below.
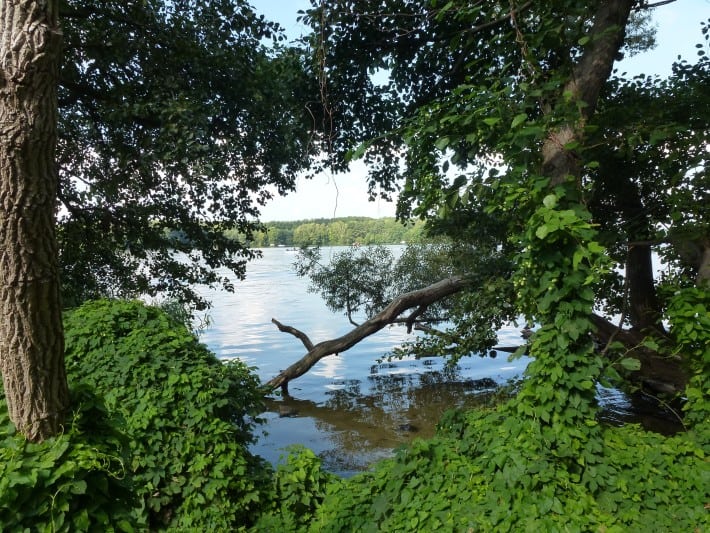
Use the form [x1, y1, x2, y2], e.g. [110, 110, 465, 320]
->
[252, 0, 710, 221]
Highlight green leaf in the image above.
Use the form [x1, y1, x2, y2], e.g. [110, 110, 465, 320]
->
[536, 225, 550, 239]
[542, 194, 557, 208]
[435, 136, 450, 150]
[347, 142, 369, 161]
[511, 113, 527, 128]
[619, 357, 641, 371]
[572, 249, 586, 270]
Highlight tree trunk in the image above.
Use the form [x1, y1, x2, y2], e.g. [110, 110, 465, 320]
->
[590, 313, 687, 395]
[0, 0, 69, 441]
[619, 177, 663, 332]
[626, 242, 662, 332]
[695, 239, 710, 286]
[542, 0, 634, 185]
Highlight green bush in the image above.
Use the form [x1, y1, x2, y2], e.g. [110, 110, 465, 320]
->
[0, 299, 275, 531]
[2, 297, 707, 531]
[666, 286, 710, 430]
[307, 409, 708, 532]
[0, 386, 140, 531]
[63, 299, 272, 530]
[252, 446, 338, 532]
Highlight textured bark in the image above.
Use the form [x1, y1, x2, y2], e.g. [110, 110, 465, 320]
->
[267, 276, 468, 391]
[542, 0, 634, 185]
[590, 314, 688, 395]
[0, 1, 69, 440]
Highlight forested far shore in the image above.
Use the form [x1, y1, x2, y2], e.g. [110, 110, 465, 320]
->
[226, 217, 427, 247]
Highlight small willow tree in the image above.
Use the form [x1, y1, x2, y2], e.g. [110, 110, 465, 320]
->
[0, 0, 69, 440]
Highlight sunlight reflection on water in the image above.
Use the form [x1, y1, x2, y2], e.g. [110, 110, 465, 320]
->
[195, 246, 532, 476]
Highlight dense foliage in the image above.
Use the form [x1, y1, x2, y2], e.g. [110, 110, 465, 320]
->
[2, 298, 705, 531]
[254, 1, 710, 530]
[57, 0, 317, 309]
[0, 300, 274, 531]
[223, 216, 426, 247]
[304, 409, 707, 532]
[3, 1, 707, 530]
[291, 1, 709, 398]
[63, 300, 271, 529]
[0, 387, 137, 531]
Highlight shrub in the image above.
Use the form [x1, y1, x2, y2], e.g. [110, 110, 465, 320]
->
[252, 446, 338, 532]
[0, 386, 141, 531]
[307, 408, 708, 532]
[62, 299, 272, 530]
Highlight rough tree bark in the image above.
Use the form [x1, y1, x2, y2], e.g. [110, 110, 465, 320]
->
[266, 276, 468, 391]
[0, 0, 69, 440]
[541, 0, 634, 185]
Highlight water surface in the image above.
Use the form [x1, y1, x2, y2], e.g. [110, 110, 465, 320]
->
[196, 246, 531, 476]
[195, 246, 681, 476]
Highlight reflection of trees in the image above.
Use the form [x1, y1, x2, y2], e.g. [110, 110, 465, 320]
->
[264, 365, 506, 460]
[263, 367, 683, 476]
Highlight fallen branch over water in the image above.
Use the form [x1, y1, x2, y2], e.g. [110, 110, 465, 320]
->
[267, 280, 688, 396]
[266, 276, 469, 392]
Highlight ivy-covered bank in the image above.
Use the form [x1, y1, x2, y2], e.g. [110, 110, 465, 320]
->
[0, 298, 707, 531]
[0, 300, 272, 531]
[254, 185, 710, 531]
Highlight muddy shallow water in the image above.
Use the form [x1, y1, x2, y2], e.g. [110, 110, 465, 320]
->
[196, 246, 682, 477]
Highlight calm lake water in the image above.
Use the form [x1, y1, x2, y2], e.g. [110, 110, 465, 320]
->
[195, 246, 680, 476]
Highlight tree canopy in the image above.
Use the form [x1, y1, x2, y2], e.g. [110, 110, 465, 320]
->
[1, 1, 708, 529]
[271, 1, 710, 431]
[56, 0, 319, 309]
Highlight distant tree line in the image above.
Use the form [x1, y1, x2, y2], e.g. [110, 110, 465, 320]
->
[224, 217, 427, 247]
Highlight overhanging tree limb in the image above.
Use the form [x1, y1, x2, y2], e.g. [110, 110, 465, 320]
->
[266, 276, 469, 391]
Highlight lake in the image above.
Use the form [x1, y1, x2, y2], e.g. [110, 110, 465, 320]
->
[195, 246, 680, 477]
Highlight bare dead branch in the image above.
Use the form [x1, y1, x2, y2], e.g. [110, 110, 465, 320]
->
[266, 276, 469, 392]
[271, 318, 315, 351]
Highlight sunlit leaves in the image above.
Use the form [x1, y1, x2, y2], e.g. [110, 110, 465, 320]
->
[62, 299, 270, 529]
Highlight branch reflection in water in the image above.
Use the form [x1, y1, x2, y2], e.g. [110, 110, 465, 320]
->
[259, 359, 517, 477]
[194, 246, 682, 477]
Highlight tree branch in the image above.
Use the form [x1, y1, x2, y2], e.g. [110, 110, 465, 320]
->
[590, 313, 687, 394]
[271, 318, 314, 351]
[634, 0, 678, 10]
[405, 304, 428, 333]
[266, 276, 469, 392]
